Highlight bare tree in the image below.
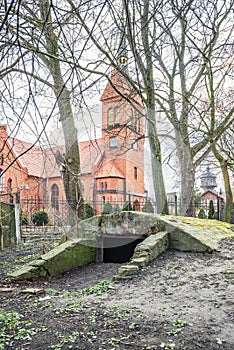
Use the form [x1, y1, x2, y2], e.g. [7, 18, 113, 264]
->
[210, 90, 234, 222]
[1, 0, 232, 220]
[68, 0, 169, 213]
[0, 0, 94, 222]
[67, 0, 233, 216]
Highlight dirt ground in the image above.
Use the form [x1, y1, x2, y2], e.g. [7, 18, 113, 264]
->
[0, 236, 233, 350]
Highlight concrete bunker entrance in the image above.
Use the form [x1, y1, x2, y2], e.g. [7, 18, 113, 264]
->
[101, 235, 146, 263]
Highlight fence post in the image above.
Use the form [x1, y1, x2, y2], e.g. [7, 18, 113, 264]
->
[175, 194, 178, 216]
[15, 191, 22, 245]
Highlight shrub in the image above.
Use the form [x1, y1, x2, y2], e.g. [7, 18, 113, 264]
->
[113, 204, 121, 212]
[102, 201, 113, 215]
[208, 200, 215, 219]
[122, 201, 132, 211]
[84, 202, 95, 218]
[198, 208, 207, 219]
[31, 209, 49, 226]
[21, 212, 29, 225]
[142, 199, 154, 213]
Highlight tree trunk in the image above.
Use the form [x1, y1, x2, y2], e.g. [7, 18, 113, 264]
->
[220, 162, 233, 222]
[147, 108, 168, 214]
[56, 87, 84, 224]
[39, 0, 84, 225]
[175, 132, 195, 216]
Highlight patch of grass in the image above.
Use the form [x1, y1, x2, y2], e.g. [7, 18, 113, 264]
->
[50, 331, 80, 349]
[0, 310, 47, 349]
[45, 288, 61, 296]
[54, 301, 84, 315]
[172, 319, 188, 327]
[160, 342, 176, 349]
[167, 328, 182, 336]
[78, 279, 113, 296]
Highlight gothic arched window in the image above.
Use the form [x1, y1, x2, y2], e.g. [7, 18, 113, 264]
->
[7, 178, 12, 192]
[108, 107, 120, 126]
[51, 184, 59, 210]
[108, 108, 114, 126]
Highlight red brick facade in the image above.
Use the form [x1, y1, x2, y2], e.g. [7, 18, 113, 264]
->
[0, 69, 145, 217]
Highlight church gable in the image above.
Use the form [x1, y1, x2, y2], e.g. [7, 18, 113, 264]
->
[95, 159, 125, 179]
[101, 69, 134, 102]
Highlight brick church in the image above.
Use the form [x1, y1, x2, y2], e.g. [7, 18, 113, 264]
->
[0, 64, 146, 218]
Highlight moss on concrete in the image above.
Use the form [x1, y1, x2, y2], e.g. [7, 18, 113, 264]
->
[160, 216, 234, 251]
[10, 238, 96, 280]
[9, 213, 234, 281]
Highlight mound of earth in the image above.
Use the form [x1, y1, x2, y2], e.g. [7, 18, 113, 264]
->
[0, 236, 234, 350]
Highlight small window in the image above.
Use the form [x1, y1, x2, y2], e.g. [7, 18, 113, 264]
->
[108, 107, 120, 126]
[108, 108, 114, 126]
[110, 137, 118, 148]
[134, 166, 138, 180]
[105, 182, 108, 190]
[7, 178, 12, 192]
[51, 183, 59, 210]
[100, 182, 104, 190]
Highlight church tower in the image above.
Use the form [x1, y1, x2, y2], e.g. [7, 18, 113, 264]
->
[94, 27, 145, 212]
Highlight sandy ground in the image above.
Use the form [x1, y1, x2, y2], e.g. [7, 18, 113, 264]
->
[0, 236, 233, 349]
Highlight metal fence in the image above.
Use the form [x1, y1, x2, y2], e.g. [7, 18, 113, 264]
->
[0, 193, 226, 229]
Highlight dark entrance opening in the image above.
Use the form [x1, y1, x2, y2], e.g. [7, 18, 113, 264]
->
[102, 235, 145, 263]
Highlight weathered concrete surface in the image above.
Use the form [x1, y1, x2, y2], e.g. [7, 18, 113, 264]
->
[112, 215, 234, 280]
[66, 211, 167, 243]
[160, 215, 234, 252]
[114, 231, 169, 280]
[10, 239, 96, 280]
[9, 213, 234, 281]
[132, 231, 169, 262]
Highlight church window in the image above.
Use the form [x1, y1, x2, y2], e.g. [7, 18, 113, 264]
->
[134, 166, 138, 180]
[131, 109, 141, 132]
[110, 137, 118, 148]
[108, 108, 114, 126]
[51, 183, 59, 210]
[108, 107, 120, 127]
[7, 178, 12, 192]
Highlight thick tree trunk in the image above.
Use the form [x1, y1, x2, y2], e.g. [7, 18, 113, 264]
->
[40, 0, 84, 225]
[56, 87, 84, 224]
[175, 132, 195, 216]
[147, 108, 168, 214]
[220, 162, 233, 222]
[212, 143, 233, 223]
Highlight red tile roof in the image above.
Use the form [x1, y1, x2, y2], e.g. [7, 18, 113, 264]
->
[43, 139, 104, 178]
[6, 137, 104, 178]
[7, 138, 44, 178]
[95, 159, 125, 179]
